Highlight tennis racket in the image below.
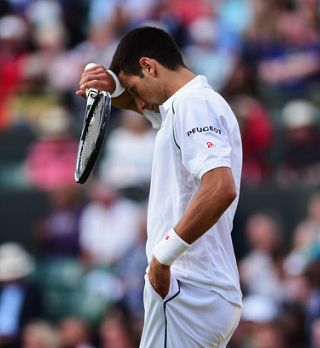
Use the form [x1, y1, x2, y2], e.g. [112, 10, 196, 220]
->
[74, 63, 112, 184]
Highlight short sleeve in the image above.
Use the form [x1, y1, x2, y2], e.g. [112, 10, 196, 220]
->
[173, 95, 234, 179]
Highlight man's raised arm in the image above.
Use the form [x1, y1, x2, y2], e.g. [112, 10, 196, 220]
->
[76, 64, 140, 113]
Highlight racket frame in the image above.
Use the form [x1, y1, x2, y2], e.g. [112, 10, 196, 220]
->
[74, 90, 111, 184]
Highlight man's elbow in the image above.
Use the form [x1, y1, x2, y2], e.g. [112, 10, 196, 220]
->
[221, 184, 237, 208]
[202, 168, 237, 209]
[226, 186, 237, 205]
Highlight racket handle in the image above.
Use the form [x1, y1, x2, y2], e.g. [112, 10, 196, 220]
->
[85, 63, 98, 103]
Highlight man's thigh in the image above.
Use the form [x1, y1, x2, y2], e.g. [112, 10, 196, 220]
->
[139, 274, 241, 348]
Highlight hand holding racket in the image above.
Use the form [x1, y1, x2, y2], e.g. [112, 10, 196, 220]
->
[74, 63, 112, 184]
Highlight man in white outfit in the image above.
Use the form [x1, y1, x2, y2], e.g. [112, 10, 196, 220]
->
[77, 26, 243, 348]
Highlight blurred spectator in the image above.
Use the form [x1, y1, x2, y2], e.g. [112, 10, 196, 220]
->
[281, 215, 320, 347]
[249, 321, 286, 348]
[239, 213, 285, 300]
[311, 317, 320, 348]
[72, 20, 118, 69]
[308, 191, 320, 222]
[0, 243, 43, 348]
[25, 0, 62, 27]
[275, 99, 320, 186]
[307, 192, 320, 258]
[57, 317, 94, 348]
[23, 20, 81, 94]
[122, 0, 158, 25]
[284, 191, 320, 283]
[236, 292, 306, 347]
[183, 16, 236, 91]
[244, 0, 285, 45]
[21, 321, 61, 348]
[229, 95, 274, 185]
[284, 192, 320, 284]
[79, 268, 124, 325]
[280, 302, 307, 348]
[283, 221, 318, 277]
[34, 185, 83, 259]
[165, 0, 213, 27]
[295, 0, 320, 33]
[87, 0, 157, 32]
[303, 260, 320, 342]
[217, 0, 253, 51]
[282, 272, 311, 312]
[243, 5, 320, 106]
[98, 308, 135, 348]
[241, 294, 280, 324]
[99, 110, 155, 200]
[79, 180, 143, 267]
[145, 1, 187, 48]
[0, 14, 28, 128]
[24, 105, 78, 190]
[70, 20, 120, 122]
[233, 295, 283, 348]
[115, 213, 148, 325]
[87, 0, 118, 26]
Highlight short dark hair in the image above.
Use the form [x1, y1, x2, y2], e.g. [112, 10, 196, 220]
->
[110, 26, 185, 76]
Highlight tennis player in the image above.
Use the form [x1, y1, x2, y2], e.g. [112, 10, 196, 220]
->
[77, 26, 243, 348]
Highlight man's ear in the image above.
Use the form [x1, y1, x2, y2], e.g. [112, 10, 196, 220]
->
[139, 57, 157, 77]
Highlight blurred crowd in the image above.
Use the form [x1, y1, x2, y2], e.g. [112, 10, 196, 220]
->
[1, 0, 320, 347]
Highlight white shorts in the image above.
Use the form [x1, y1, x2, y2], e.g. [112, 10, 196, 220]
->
[139, 274, 241, 348]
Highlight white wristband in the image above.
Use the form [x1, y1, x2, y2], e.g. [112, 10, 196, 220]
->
[153, 229, 190, 266]
[107, 69, 125, 98]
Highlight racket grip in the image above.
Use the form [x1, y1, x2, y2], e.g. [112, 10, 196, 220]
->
[85, 63, 98, 103]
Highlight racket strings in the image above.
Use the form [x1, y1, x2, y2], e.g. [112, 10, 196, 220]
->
[80, 95, 105, 172]
[75, 91, 111, 183]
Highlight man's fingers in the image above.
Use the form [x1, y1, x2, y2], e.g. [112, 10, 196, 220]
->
[79, 79, 101, 91]
[78, 71, 116, 94]
[75, 90, 86, 98]
[148, 257, 171, 299]
[81, 64, 107, 80]
[76, 64, 117, 99]
[152, 282, 169, 298]
[82, 63, 103, 73]
[148, 277, 165, 297]
[80, 72, 107, 87]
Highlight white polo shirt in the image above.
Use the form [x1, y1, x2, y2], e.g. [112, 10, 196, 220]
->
[146, 75, 243, 306]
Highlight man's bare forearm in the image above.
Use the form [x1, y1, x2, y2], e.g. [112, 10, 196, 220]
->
[174, 167, 237, 244]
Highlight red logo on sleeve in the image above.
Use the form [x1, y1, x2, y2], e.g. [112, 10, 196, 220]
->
[206, 141, 215, 148]
[165, 235, 170, 240]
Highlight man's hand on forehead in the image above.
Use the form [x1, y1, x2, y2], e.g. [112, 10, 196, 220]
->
[76, 64, 115, 98]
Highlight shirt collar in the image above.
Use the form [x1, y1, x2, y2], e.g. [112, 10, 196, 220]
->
[159, 75, 209, 118]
